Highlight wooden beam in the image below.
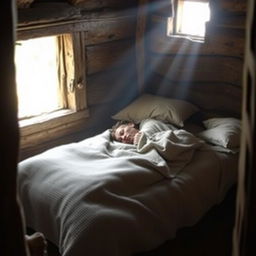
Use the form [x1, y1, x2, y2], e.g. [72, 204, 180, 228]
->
[146, 74, 242, 117]
[87, 39, 135, 75]
[205, 23, 245, 57]
[18, 2, 81, 26]
[215, 0, 247, 14]
[151, 54, 243, 86]
[149, 0, 174, 17]
[87, 67, 137, 106]
[0, 0, 28, 255]
[149, 15, 245, 58]
[17, 12, 136, 41]
[85, 15, 136, 46]
[20, 110, 89, 149]
[67, 0, 137, 9]
[210, 0, 247, 23]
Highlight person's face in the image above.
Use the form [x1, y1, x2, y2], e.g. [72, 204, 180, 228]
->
[114, 123, 139, 144]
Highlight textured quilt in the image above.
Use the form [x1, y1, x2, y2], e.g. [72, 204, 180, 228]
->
[18, 120, 238, 256]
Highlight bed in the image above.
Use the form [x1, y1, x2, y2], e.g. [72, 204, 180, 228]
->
[18, 94, 240, 256]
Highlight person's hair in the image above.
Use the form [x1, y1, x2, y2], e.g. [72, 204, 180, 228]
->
[110, 120, 139, 141]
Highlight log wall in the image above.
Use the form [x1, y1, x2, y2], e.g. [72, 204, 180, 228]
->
[17, 0, 247, 158]
[145, 0, 246, 117]
[17, 0, 139, 159]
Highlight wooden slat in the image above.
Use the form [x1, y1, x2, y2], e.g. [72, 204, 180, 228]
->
[18, 1, 137, 26]
[210, 0, 247, 14]
[87, 67, 137, 106]
[17, 11, 136, 41]
[87, 39, 135, 75]
[20, 109, 90, 148]
[205, 23, 245, 57]
[17, 0, 34, 9]
[146, 74, 242, 116]
[85, 15, 136, 46]
[150, 54, 243, 86]
[210, 0, 247, 27]
[209, 14, 246, 29]
[149, 16, 245, 58]
[20, 109, 89, 135]
[150, 33, 245, 58]
[87, 71, 124, 105]
[67, 0, 137, 9]
[19, 118, 91, 161]
[18, 3, 81, 26]
[19, 100, 123, 161]
[19, 132, 81, 161]
[149, 0, 174, 17]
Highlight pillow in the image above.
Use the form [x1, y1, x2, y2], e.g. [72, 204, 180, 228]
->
[112, 94, 199, 127]
[197, 117, 241, 149]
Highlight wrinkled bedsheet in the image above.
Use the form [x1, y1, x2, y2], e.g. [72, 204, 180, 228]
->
[137, 120, 204, 176]
[18, 121, 238, 256]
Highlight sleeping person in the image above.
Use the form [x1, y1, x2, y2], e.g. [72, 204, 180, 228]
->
[110, 118, 204, 177]
[110, 119, 177, 145]
[111, 120, 142, 145]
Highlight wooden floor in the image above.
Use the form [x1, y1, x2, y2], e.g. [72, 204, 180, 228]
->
[34, 186, 237, 256]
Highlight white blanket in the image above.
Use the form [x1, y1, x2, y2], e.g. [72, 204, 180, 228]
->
[137, 129, 204, 177]
[18, 120, 238, 256]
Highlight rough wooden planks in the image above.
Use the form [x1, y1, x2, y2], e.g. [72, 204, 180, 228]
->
[87, 39, 135, 75]
[67, 0, 137, 9]
[151, 54, 243, 86]
[145, 0, 245, 118]
[146, 74, 242, 116]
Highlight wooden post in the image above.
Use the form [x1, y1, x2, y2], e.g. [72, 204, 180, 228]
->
[233, 0, 256, 255]
[0, 1, 28, 255]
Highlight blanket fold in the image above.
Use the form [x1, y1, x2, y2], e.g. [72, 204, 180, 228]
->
[137, 129, 204, 177]
[18, 119, 238, 256]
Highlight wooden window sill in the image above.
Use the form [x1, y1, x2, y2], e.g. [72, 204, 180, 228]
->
[20, 108, 90, 150]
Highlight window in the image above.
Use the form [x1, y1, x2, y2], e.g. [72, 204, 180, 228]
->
[16, 29, 89, 151]
[168, 0, 210, 40]
[15, 36, 60, 119]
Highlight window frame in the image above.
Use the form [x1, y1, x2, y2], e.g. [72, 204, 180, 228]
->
[17, 22, 89, 152]
[168, 0, 210, 41]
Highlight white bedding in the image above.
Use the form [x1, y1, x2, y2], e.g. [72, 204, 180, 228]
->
[18, 120, 238, 256]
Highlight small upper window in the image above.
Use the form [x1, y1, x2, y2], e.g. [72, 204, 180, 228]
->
[168, 0, 210, 40]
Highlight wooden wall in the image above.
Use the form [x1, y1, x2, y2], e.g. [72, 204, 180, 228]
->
[144, 0, 246, 117]
[17, 0, 247, 158]
[17, 0, 139, 158]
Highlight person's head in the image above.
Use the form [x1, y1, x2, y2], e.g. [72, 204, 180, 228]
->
[111, 121, 139, 144]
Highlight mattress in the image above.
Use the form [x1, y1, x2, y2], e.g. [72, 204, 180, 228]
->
[18, 123, 238, 256]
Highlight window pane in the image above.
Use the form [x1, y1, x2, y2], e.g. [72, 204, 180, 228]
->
[178, 1, 210, 37]
[15, 36, 60, 119]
